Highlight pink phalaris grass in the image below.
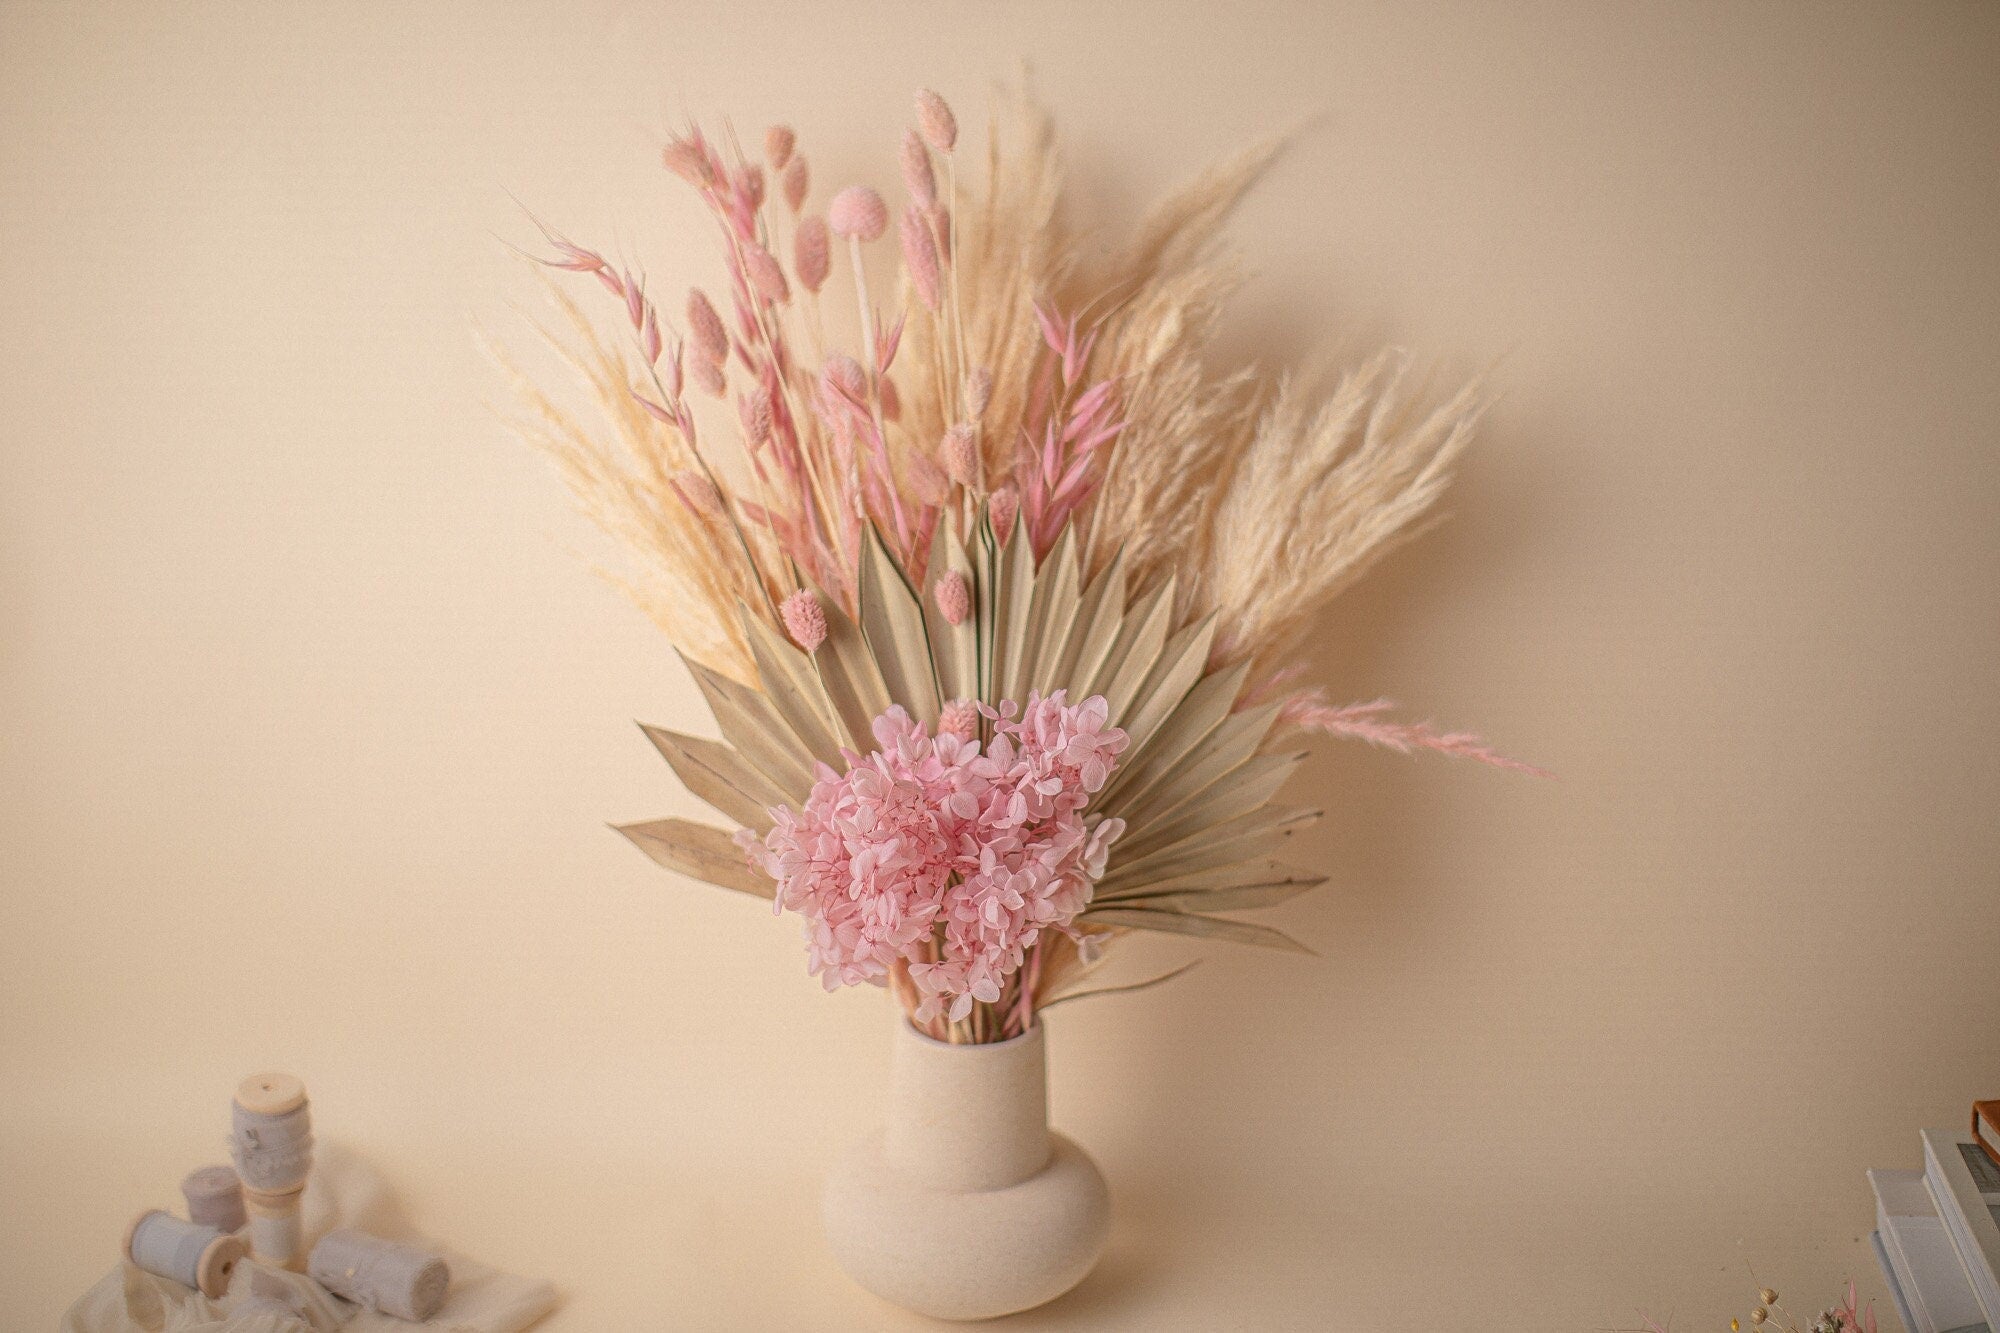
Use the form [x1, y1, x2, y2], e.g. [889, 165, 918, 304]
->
[780, 588, 828, 653]
[763, 125, 795, 170]
[914, 89, 957, 153]
[1281, 693, 1551, 776]
[793, 215, 830, 294]
[662, 128, 722, 188]
[738, 389, 774, 447]
[686, 289, 728, 368]
[938, 698, 979, 738]
[781, 155, 808, 212]
[934, 571, 971, 625]
[966, 367, 993, 418]
[743, 244, 790, 304]
[899, 129, 937, 208]
[754, 694, 1126, 1021]
[906, 447, 949, 505]
[669, 469, 724, 519]
[829, 185, 888, 241]
[989, 484, 1020, 537]
[940, 424, 978, 487]
[899, 207, 941, 310]
[739, 165, 765, 211]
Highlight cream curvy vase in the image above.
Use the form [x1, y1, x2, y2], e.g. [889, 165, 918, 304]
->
[822, 1020, 1111, 1320]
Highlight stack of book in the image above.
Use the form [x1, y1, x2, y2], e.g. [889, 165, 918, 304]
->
[1869, 1101, 2000, 1333]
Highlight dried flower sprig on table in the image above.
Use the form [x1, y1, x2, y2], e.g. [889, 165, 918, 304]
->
[1638, 1277, 1877, 1333]
[502, 88, 1542, 1043]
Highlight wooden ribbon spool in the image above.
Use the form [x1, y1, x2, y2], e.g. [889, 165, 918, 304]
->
[123, 1209, 246, 1299]
[229, 1071, 312, 1270]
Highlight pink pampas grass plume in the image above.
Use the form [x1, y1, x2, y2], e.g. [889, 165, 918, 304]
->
[940, 424, 978, 487]
[988, 485, 1020, 538]
[915, 90, 957, 153]
[899, 207, 941, 310]
[782, 155, 809, 212]
[744, 244, 790, 303]
[669, 469, 724, 519]
[829, 186, 888, 242]
[933, 571, 971, 626]
[780, 588, 828, 653]
[1281, 695, 1551, 776]
[899, 129, 936, 208]
[793, 215, 830, 294]
[686, 289, 728, 368]
[764, 125, 795, 170]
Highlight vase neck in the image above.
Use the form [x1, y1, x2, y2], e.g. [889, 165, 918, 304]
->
[883, 1021, 1051, 1190]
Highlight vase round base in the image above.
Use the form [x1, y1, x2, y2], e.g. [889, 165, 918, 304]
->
[823, 1127, 1110, 1320]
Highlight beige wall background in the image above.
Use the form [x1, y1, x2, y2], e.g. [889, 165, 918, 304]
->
[4, 2, 1997, 1328]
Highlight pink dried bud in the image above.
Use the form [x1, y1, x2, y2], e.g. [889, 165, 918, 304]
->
[782, 155, 809, 212]
[988, 484, 1020, 538]
[899, 130, 936, 208]
[662, 136, 715, 188]
[744, 244, 790, 304]
[686, 289, 728, 367]
[820, 353, 866, 402]
[906, 448, 950, 506]
[966, 367, 993, 417]
[828, 186, 888, 242]
[764, 125, 795, 171]
[738, 390, 773, 446]
[878, 375, 901, 422]
[739, 165, 766, 211]
[939, 697, 979, 737]
[915, 89, 957, 153]
[793, 215, 830, 294]
[899, 208, 940, 311]
[934, 572, 972, 627]
[670, 469, 724, 519]
[780, 588, 828, 653]
[940, 424, 979, 486]
[691, 354, 726, 398]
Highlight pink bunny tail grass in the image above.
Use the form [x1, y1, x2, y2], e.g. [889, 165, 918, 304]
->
[793, 215, 831, 294]
[686, 289, 728, 368]
[988, 484, 1020, 538]
[764, 125, 796, 170]
[933, 571, 971, 625]
[915, 89, 957, 153]
[690, 355, 726, 398]
[940, 424, 978, 486]
[744, 244, 790, 304]
[1281, 694, 1552, 777]
[782, 155, 809, 213]
[899, 129, 937, 208]
[899, 207, 941, 310]
[965, 367, 993, 418]
[738, 390, 774, 448]
[829, 186, 888, 241]
[780, 588, 828, 653]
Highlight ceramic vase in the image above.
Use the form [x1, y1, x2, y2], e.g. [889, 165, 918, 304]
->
[822, 1020, 1110, 1320]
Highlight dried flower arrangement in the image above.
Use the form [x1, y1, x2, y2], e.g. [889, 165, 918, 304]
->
[1642, 1277, 1878, 1333]
[503, 88, 1540, 1045]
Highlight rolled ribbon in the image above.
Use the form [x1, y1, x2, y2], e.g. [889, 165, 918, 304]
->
[229, 1072, 313, 1194]
[180, 1164, 246, 1233]
[308, 1227, 451, 1322]
[123, 1209, 246, 1299]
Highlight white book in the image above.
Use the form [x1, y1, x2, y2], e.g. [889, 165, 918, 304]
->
[1923, 1128, 2000, 1325]
[1879, 1228, 1928, 1333]
[1872, 1167, 1991, 1333]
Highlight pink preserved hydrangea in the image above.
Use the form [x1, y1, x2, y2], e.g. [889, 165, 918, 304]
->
[754, 691, 1128, 1022]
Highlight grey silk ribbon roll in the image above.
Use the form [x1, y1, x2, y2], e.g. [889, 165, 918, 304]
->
[308, 1228, 451, 1321]
[125, 1210, 244, 1298]
[181, 1164, 246, 1232]
[230, 1099, 313, 1193]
